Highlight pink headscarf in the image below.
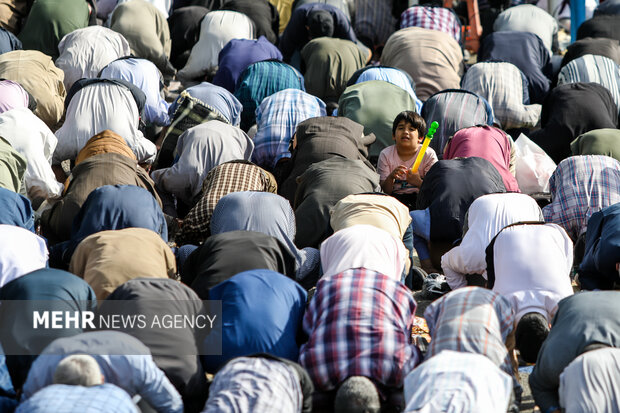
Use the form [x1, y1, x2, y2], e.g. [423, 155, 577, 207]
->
[443, 125, 520, 192]
[0, 80, 29, 114]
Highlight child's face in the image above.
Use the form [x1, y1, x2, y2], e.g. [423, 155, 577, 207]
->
[393, 120, 421, 150]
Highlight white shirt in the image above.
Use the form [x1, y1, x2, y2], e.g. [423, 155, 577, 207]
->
[0, 224, 48, 288]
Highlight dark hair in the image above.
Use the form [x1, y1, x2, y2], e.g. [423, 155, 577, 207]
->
[515, 312, 550, 363]
[392, 111, 426, 137]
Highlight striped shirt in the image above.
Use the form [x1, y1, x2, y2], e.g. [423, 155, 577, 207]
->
[299, 268, 419, 391]
[461, 61, 541, 130]
[543, 155, 620, 241]
[253, 89, 326, 169]
[557, 54, 620, 116]
[399, 6, 461, 43]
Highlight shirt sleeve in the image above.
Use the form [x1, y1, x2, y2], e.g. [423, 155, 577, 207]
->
[377, 149, 391, 182]
[135, 356, 184, 413]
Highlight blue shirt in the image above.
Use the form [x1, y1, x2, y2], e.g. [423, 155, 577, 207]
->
[17, 384, 137, 413]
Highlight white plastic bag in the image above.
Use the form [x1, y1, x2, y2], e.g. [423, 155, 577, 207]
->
[514, 133, 557, 194]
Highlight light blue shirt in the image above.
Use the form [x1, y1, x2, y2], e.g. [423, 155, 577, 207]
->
[17, 384, 138, 413]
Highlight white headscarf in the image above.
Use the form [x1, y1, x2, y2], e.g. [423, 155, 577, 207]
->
[404, 350, 513, 413]
[0, 108, 64, 199]
[320, 224, 409, 282]
[560, 347, 620, 413]
[150, 120, 254, 205]
[441, 192, 542, 289]
[0, 224, 48, 288]
[54, 82, 157, 164]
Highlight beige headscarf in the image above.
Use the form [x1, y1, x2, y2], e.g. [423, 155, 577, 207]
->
[69, 227, 176, 300]
[75, 130, 137, 166]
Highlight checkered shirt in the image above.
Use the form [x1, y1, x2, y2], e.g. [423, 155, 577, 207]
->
[234, 61, 305, 131]
[175, 161, 277, 245]
[16, 384, 137, 413]
[252, 89, 326, 170]
[400, 6, 461, 43]
[424, 287, 516, 379]
[353, 0, 397, 47]
[202, 357, 302, 413]
[461, 61, 541, 129]
[557, 54, 620, 117]
[543, 155, 620, 241]
[299, 268, 419, 391]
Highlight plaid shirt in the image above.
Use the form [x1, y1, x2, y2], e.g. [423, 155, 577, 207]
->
[462, 61, 541, 130]
[234, 60, 305, 131]
[557, 54, 620, 117]
[353, 0, 397, 47]
[424, 287, 516, 379]
[299, 268, 419, 391]
[203, 357, 302, 413]
[252, 89, 326, 170]
[543, 155, 620, 241]
[175, 161, 277, 245]
[16, 384, 138, 413]
[399, 6, 461, 43]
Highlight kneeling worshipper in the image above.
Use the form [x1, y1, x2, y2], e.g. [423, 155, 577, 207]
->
[300, 227, 418, 412]
[461, 61, 541, 131]
[202, 355, 313, 413]
[414, 157, 506, 269]
[50, 184, 167, 268]
[441, 192, 543, 290]
[380, 27, 464, 101]
[174, 160, 277, 246]
[167, 6, 210, 70]
[558, 347, 620, 413]
[570, 128, 620, 161]
[210, 191, 320, 285]
[109, 0, 176, 76]
[0, 108, 64, 205]
[180, 231, 296, 299]
[577, 203, 620, 290]
[0, 50, 66, 129]
[293, 157, 380, 249]
[234, 60, 305, 131]
[150, 120, 254, 209]
[530, 291, 620, 413]
[543, 155, 620, 241]
[0, 225, 47, 289]
[278, 116, 375, 203]
[99, 278, 207, 412]
[424, 287, 521, 404]
[41, 130, 160, 245]
[21, 331, 183, 413]
[530, 82, 618, 163]
[492, 4, 558, 55]
[251, 88, 326, 171]
[486, 222, 574, 364]
[201, 269, 307, 373]
[69, 227, 176, 300]
[561, 37, 620, 68]
[442, 125, 520, 192]
[403, 351, 514, 413]
[99, 57, 171, 127]
[0, 268, 96, 390]
[54, 26, 131, 92]
[0, 187, 34, 231]
[53, 79, 157, 165]
[421, 89, 494, 159]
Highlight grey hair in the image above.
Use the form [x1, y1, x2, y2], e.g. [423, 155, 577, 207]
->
[334, 376, 381, 413]
[53, 354, 103, 387]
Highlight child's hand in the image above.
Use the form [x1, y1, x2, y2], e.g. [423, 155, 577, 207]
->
[406, 170, 423, 187]
[390, 165, 408, 180]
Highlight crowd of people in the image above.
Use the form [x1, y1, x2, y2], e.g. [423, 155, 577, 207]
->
[0, 0, 619, 411]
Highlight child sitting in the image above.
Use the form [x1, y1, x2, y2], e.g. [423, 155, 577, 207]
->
[378, 111, 438, 209]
